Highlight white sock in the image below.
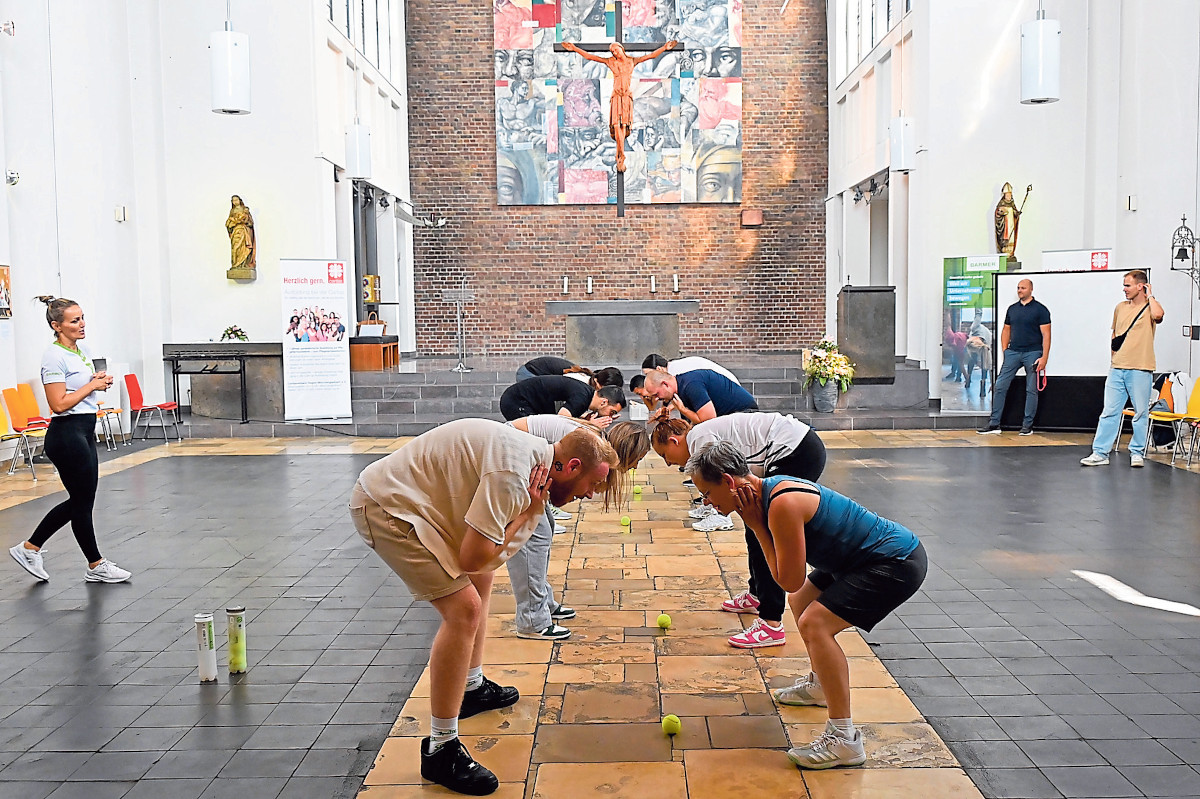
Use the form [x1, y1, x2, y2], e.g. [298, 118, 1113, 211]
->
[465, 666, 484, 691]
[761, 620, 783, 629]
[428, 716, 458, 753]
[829, 717, 855, 736]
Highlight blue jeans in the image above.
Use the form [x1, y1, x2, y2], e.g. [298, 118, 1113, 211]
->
[988, 349, 1042, 428]
[1092, 368, 1153, 457]
[515, 365, 535, 382]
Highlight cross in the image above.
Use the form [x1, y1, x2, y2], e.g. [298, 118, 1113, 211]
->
[554, 3, 682, 217]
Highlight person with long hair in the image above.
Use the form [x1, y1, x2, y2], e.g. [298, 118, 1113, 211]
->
[9, 296, 131, 584]
[651, 414, 825, 648]
[685, 442, 926, 770]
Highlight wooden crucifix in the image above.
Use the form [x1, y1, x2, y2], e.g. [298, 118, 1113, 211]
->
[555, 6, 681, 217]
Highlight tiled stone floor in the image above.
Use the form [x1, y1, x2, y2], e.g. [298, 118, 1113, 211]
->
[1, 429, 1198, 798]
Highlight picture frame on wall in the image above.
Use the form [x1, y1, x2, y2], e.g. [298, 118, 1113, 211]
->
[0, 265, 12, 319]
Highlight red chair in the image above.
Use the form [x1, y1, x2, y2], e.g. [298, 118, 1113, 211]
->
[125, 374, 181, 441]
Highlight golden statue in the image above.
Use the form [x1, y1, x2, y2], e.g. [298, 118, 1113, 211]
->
[995, 183, 1031, 263]
[561, 40, 677, 173]
[226, 195, 256, 279]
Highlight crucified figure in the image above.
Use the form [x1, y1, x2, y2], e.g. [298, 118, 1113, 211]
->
[561, 40, 678, 172]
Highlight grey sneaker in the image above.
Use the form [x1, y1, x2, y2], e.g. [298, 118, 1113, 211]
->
[1080, 453, 1110, 466]
[84, 559, 131, 583]
[775, 673, 827, 707]
[550, 506, 572, 521]
[553, 524, 567, 535]
[1130, 455, 1145, 467]
[977, 426, 1001, 435]
[787, 721, 866, 770]
[1019, 427, 1033, 436]
[9, 544, 49, 582]
[515, 623, 571, 641]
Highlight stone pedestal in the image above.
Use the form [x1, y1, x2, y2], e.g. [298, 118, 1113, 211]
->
[546, 300, 700, 364]
[837, 286, 896, 384]
[226, 267, 256, 280]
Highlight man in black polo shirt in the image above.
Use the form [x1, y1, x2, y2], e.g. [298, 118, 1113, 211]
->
[979, 278, 1051, 436]
[500, 375, 626, 426]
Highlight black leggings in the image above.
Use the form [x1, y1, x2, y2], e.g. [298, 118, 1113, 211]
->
[747, 429, 827, 622]
[30, 414, 102, 563]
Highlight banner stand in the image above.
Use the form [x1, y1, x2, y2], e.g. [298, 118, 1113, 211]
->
[280, 259, 353, 422]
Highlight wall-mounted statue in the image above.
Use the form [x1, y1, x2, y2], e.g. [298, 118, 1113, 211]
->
[995, 183, 1031, 264]
[226, 195, 256, 280]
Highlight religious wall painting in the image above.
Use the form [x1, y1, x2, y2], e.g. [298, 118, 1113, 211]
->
[495, 0, 742, 205]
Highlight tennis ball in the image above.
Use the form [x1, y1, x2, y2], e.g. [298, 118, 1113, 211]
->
[620, 515, 631, 526]
[657, 613, 671, 629]
[662, 714, 681, 735]
[633, 485, 642, 494]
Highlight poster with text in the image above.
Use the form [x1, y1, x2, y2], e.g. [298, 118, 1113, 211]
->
[281, 259, 351, 421]
[941, 255, 1004, 415]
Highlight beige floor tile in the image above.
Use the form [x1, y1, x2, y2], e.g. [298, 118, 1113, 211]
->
[846, 687, 923, 723]
[706, 714, 789, 749]
[658, 655, 765, 693]
[532, 723, 673, 763]
[683, 748, 808, 797]
[802, 767, 983, 798]
[531, 762, 687, 799]
[642, 610, 744, 637]
[391, 696, 540, 737]
[661, 693, 752, 717]
[360, 783, 527, 798]
[644, 555, 722, 577]
[556, 641, 655, 665]
[545, 663, 624, 683]
[617, 589, 729, 611]
[482, 639, 555, 665]
[560, 682, 661, 723]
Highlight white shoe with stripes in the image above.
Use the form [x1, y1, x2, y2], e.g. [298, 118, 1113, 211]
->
[787, 721, 866, 770]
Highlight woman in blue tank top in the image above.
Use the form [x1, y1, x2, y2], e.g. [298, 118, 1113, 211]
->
[686, 441, 927, 771]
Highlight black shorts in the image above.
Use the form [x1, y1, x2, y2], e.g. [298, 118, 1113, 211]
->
[808, 542, 928, 632]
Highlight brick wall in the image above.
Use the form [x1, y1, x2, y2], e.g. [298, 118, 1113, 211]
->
[406, 0, 828, 356]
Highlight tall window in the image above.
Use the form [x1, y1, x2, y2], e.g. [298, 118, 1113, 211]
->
[330, 0, 395, 75]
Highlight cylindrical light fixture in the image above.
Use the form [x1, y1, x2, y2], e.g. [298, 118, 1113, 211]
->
[889, 115, 914, 173]
[1020, 6, 1060, 105]
[210, 15, 250, 115]
[345, 123, 372, 179]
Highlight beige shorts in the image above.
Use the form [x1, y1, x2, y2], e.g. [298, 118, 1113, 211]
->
[348, 481, 469, 602]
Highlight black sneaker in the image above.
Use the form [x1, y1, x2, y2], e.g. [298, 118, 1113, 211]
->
[550, 603, 576, 620]
[977, 426, 1001, 435]
[1019, 427, 1033, 436]
[460, 677, 519, 719]
[420, 736, 499, 795]
[682, 478, 694, 487]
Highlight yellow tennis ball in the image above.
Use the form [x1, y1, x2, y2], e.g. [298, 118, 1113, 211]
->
[620, 515, 631, 526]
[633, 485, 642, 494]
[662, 714, 681, 735]
[657, 613, 671, 629]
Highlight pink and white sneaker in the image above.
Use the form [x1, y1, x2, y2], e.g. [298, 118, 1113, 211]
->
[720, 591, 761, 614]
[728, 618, 786, 648]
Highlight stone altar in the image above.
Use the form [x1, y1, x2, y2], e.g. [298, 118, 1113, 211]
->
[545, 300, 700, 364]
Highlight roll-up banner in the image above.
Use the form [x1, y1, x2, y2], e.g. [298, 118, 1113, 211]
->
[280, 259, 352, 421]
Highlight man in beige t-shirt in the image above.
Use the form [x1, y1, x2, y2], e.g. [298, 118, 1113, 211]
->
[349, 418, 619, 795]
[1082, 269, 1165, 467]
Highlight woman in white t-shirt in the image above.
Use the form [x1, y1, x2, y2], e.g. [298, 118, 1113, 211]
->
[8, 296, 131, 584]
[651, 413, 826, 649]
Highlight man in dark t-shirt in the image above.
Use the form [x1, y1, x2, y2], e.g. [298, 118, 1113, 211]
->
[644, 369, 757, 423]
[500, 375, 626, 425]
[979, 278, 1052, 436]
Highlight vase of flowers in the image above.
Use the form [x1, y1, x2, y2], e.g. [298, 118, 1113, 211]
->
[804, 339, 855, 413]
[220, 325, 249, 342]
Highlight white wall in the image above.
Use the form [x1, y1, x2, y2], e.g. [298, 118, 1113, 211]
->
[829, 0, 1200, 398]
[0, 0, 416, 413]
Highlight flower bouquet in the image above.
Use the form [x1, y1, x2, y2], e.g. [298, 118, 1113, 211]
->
[220, 325, 249, 342]
[804, 339, 855, 392]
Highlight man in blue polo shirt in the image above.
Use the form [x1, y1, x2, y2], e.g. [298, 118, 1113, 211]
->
[978, 278, 1051, 436]
[644, 369, 758, 423]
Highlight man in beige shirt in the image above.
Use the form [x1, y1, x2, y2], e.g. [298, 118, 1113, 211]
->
[349, 418, 620, 795]
[1081, 269, 1165, 467]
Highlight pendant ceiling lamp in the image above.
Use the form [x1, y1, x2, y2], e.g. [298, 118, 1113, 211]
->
[1021, 1, 1060, 105]
[210, 0, 250, 114]
[345, 0, 371, 179]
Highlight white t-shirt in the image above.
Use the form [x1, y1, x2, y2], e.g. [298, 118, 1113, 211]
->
[668, 357, 740, 385]
[40, 341, 101, 416]
[565, 371, 592, 384]
[686, 413, 810, 477]
[507, 414, 585, 443]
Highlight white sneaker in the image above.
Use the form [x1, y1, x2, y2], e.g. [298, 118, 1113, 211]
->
[1130, 455, 1145, 467]
[1080, 453, 1110, 466]
[515, 623, 571, 641]
[787, 721, 866, 770]
[9, 544, 49, 582]
[688, 504, 717, 520]
[775, 673, 827, 706]
[84, 559, 131, 583]
[553, 524, 567, 535]
[692, 513, 734, 532]
[550, 506, 572, 521]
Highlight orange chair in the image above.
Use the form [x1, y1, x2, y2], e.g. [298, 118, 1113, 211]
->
[2, 386, 49, 433]
[1, 400, 42, 480]
[125, 373, 181, 441]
